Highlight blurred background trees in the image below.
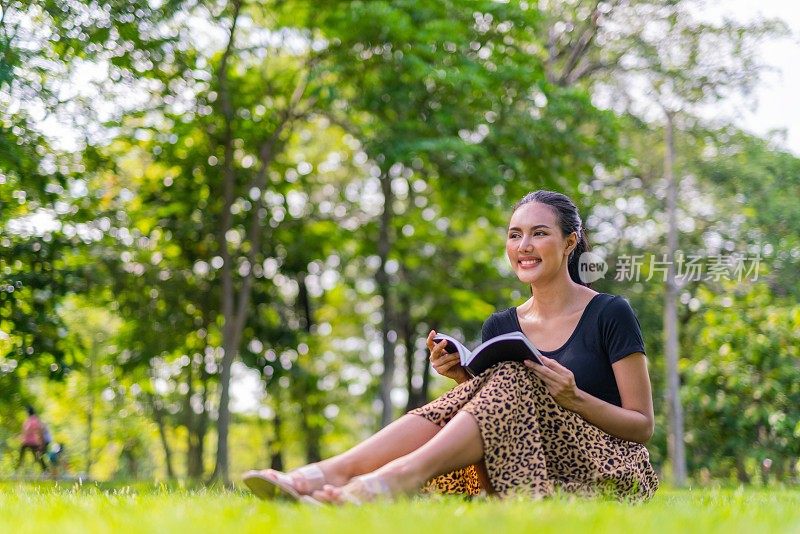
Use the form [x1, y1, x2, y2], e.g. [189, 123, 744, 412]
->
[1, 0, 797, 486]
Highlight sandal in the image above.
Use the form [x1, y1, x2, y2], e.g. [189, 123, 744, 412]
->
[242, 464, 326, 504]
[337, 473, 392, 505]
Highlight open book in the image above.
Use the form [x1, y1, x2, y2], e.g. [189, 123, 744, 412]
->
[433, 331, 545, 377]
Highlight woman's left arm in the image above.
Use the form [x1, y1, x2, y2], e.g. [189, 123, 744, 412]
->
[526, 353, 654, 444]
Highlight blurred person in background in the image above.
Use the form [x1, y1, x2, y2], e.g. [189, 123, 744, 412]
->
[16, 405, 48, 472]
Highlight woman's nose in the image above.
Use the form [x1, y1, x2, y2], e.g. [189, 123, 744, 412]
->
[518, 235, 534, 251]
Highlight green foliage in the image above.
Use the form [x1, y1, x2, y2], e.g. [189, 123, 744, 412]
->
[682, 284, 800, 483]
[696, 131, 800, 298]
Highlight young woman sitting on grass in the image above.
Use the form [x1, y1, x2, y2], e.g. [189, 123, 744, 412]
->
[243, 190, 659, 504]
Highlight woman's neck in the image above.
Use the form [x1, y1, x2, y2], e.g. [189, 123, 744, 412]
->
[525, 277, 585, 320]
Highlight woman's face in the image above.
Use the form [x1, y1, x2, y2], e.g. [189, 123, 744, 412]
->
[506, 202, 576, 285]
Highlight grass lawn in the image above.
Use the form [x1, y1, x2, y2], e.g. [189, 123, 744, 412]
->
[1, 482, 798, 533]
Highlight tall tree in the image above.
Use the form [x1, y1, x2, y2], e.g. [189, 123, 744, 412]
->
[1, 0, 193, 418]
[537, 0, 784, 485]
[320, 0, 618, 426]
[207, 0, 327, 482]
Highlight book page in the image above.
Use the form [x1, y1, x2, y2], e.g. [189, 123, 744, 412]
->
[432, 334, 472, 366]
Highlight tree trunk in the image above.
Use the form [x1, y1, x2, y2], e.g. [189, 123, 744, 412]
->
[214, 323, 243, 482]
[211, 0, 243, 485]
[210, 0, 307, 481]
[149, 392, 176, 479]
[298, 272, 313, 332]
[187, 416, 204, 479]
[85, 347, 95, 475]
[398, 285, 426, 411]
[270, 400, 284, 471]
[735, 456, 750, 484]
[296, 273, 322, 463]
[186, 364, 209, 480]
[298, 392, 322, 464]
[663, 110, 687, 486]
[187, 304, 212, 480]
[195, 376, 210, 477]
[184, 353, 198, 478]
[121, 440, 140, 479]
[376, 171, 396, 427]
[398, 181, 426, 411]
[402, 306, 418, 410]
[419, 354, 432, 405]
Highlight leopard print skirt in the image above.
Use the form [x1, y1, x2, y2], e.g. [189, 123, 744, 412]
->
[408, 361, 659, 502]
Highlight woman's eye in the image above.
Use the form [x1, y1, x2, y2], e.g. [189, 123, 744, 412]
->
[533, 231, 545, 236]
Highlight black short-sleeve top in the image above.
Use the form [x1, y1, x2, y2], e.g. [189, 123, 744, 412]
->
[480, 293, 645, 407]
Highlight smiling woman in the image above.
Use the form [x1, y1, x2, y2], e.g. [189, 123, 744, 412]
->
[243, 190, 658, 506]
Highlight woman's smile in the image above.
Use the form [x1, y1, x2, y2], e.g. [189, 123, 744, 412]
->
[518, 257, 542, 269]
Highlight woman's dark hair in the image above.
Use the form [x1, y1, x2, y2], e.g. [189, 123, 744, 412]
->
[512, 190, 591, 287]
[25, 405, 36, 416]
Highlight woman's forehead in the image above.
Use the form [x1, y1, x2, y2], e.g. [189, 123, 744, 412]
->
[508, 202, 556, 228]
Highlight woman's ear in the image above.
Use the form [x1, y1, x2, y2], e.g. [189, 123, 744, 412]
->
[565, 231, 578, 256]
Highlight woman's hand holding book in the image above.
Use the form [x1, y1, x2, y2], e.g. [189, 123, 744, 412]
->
[525, 356, 582, 411]
[427, 330, 471, 384]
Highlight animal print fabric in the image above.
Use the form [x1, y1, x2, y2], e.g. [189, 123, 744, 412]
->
[409, 361, 659, 502]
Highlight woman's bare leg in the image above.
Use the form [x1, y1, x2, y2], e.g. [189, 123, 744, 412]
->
[314, 411, 484, 501]
[288, 414, 441, 492]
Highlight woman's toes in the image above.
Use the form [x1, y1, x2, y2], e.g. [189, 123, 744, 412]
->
[311, 485, 337, 503]
[292, 476, 308, 494]
[312, 485, 330, 501]
[326, 488, 344, 504]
